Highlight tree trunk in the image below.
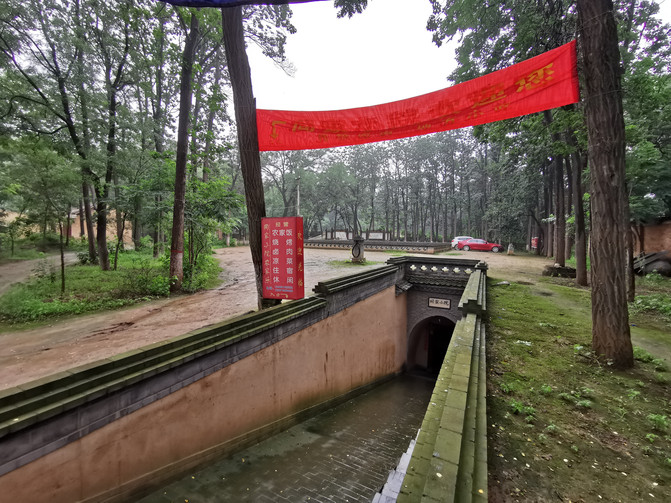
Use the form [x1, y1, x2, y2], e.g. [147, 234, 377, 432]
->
[132, 197, 142, 250]
[79, 198, 85, 237]
[624, 201, 635, 302]
[577, 0, 632, 368]
[169, 12, 199, 292]
[569, 135, 588, 286]
[564, 151, 573, 260]
[82, 180, 96, 260]
[114, 173, 124, 250]
[221, 6, 274, 309]
[95, 195, 110, 270]
[554, 155, 566, 266]
[58, 219, 66, 295]
[203, 47, 223, 182]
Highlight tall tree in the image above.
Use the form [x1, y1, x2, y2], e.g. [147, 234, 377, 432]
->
[220, 5, 271, 308]
[169, 8, 200, 292]
[577, 0, 633, 368]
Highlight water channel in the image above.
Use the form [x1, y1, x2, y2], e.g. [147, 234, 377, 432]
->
[138, 373, 435, 503]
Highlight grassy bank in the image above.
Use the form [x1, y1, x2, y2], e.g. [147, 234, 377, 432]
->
[486, 275, 671, 501]
[0, 250, 221, 331]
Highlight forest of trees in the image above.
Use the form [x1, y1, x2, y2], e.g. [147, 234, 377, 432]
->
[0, 1, 669, 308]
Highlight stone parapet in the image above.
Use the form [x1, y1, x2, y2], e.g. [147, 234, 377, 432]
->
[396, 268, 488, 503]
[306, 239, 453, 254]
[0, 256, 488, 503]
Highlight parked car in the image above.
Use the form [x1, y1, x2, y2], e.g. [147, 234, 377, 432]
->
[457, 238, 503, 253]
[451, 235, 473, 249]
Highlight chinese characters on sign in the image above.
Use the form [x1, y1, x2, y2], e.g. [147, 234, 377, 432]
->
[262, 217, 304, 300]
[428, 298, 451, 309]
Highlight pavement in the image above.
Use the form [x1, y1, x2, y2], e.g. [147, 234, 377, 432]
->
[138, 374, 435, 503]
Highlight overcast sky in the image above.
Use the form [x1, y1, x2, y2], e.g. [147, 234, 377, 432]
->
[247, 0, 457, 111]
[247, 0, 671, 112]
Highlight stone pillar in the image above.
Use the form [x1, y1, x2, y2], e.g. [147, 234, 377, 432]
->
[352, 236, 366, 263]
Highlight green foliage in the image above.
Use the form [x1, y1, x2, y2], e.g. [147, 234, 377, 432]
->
[652, 359, 669, 372]
[488, 277, 671, 499]
[0, 251, 179, 325]
[631, 294, 671, 321]
[181, 254, 220, 293]
[500, 380, 520, 394]
[647, 414, 669, 432]
[509, 399, 535, 417]
[77, 251, 97, 265]
[633, 346, 655, 363]
[544, 423, 558, 435]
[627, 389, 642, 400]
[120, 256, 170, 297]
[640, 272, 668, 288]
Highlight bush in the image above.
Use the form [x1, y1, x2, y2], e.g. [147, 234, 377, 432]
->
[633, 346, 655, 363]
[120, 256, 170, 297]
[77, 251, 97, 265]
[27, 232, 61, 248]
[647, 414, 669, 432]
[181, 254, 220, 292]
[631, 294, 671, 320]
[138, 235, 154, 251]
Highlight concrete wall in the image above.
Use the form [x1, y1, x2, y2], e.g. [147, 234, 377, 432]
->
[0, 257, 483, 503]
[0, 285, 406, 503]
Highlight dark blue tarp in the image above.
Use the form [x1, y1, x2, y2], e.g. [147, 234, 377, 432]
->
[160, 0, 325, 7]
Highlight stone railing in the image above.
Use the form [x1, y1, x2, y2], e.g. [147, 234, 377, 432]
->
[305, 239, 453, 254]
[0, 296, 328, 473]
[388, 267, 488, 503]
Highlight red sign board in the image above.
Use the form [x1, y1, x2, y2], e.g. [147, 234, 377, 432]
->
[262, 217, 304, 300]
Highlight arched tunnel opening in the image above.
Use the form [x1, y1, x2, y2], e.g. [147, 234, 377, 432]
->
[407, 316, 455, 378]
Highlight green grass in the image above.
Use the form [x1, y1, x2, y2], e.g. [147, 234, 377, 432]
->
[487, 276, 671, 502]
[0, 250, 221, 330]
[564, 253, 591, 271]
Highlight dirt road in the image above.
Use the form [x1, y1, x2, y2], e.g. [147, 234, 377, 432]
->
[0, 252, 78, 296]
[0, 247, 554, 390]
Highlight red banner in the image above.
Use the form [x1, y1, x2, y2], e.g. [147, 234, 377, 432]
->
[262, 217, 304, 300]
[257, 41, 579, 151]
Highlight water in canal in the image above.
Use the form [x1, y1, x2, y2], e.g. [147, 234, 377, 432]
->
[138, 373, 434, 503]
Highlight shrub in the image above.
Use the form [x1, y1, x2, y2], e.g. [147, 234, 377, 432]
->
[631, 294, 671, 320]
[647, 414, 669, 432]
[119, 256, 170, 297]
[77, 251, 97, 265]
[633, 346, 655, 363]
[652, 359, 669, 372]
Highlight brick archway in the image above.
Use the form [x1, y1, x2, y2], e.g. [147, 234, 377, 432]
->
[406, 315, 455, 375]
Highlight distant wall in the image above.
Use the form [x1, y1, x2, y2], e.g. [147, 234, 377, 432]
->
[635, 221, 671, 255]
[1, 210, 133, 245]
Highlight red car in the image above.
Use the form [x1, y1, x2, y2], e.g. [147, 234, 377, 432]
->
[457, 238, 503, 253]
